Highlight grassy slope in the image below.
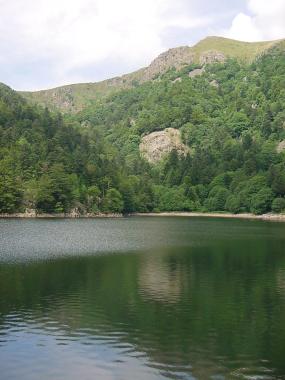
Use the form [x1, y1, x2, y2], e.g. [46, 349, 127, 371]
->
[19, 36, 283, 113]
[191, 36, 280, 62]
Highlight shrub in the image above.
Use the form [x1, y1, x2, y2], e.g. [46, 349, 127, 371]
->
[102, 189, 124, 213]
[271, 197, 285, 213]
[225, 195, 241, 214]
[250, 188, 274, 215]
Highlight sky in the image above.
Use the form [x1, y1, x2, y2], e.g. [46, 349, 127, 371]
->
[0, 0, 285, 91]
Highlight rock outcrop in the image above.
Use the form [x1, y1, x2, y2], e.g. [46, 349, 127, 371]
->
[277, 140, 285, 153]
[139, 128, 189, 163]
[210, 79, 219, 88]
[20, 36, 284, 113]
[200, 50, 225, 65]
[188, 68, 205, 78]
[142, 47, 195, 81]
[172, 77, 182, 83]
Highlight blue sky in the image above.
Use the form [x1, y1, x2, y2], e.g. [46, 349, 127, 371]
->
[0, 0, 284, 91]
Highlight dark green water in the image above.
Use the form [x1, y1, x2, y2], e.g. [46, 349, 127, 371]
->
[0, 217, 285, 380]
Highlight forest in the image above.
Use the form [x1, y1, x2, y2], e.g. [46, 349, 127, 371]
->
[0, 42, 285, 215]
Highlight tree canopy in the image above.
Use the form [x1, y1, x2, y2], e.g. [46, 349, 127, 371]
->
[1, 42, 285, 215]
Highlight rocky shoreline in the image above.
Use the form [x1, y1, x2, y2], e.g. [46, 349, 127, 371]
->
[0, 212, 123, 219]
[1, 211, 285, 222]
[132, 212, 285, 222]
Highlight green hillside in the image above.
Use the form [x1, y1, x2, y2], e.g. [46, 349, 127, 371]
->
[20, 36, 283, 113]
[0, 83, 147, 214]
[74, 40, 285, 214]
[1, 37, 285, 215]
[191, 36, 281, 62]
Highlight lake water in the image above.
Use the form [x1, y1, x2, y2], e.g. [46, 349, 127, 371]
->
[0, 216, 285, 380]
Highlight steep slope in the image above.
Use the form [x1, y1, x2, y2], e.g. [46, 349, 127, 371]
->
[0, 82, 141, 215]
[1, 38, 285, 215]
[72, 42, 285, 214]
[20, 36, 283, 113]
[139, 128, 189, 163]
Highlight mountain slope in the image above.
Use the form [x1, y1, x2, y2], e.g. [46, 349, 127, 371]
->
[19, 36, 284, 113]
[72, 40, 285, 214]
[1, 37, 285, 215]
[0, 82, 144, 214]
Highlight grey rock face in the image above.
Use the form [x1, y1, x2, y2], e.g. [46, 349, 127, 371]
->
[172, 77, 182, 83]
[188, 68, 205, 78]
[210, 79, 219, 88]
[277, 140, 285, 153]
[200, 51, 225, 65]
[143, 47, 195, 81]
[139, 128, 189, 163]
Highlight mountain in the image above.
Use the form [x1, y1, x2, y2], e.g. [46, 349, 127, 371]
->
[0, 82, 141, 215]
[19, 36, 284, 113]
[73, 37, 285, 214]
[1, 35, 285, 216]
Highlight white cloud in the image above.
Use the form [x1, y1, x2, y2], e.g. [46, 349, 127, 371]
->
[0, 0, 284, 90]
[225, 13, 262, 42]
[225, 0, 285, 41]
[0, 0, 214, 90]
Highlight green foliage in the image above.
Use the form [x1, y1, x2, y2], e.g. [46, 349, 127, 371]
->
[225, 195, 241, 214]
[205, 186, 230, 211]
[20, 37, 282, 113]
[268, 164, 285, 196]
[250, 188, 274, 215]
[0, 85, 136, 214]
[102, 189, 124, 213]
[0, 158, 22, 213]
[1, 42, 285, 215]
[272, 198, 285, 214]
[153, 186, 187, 212]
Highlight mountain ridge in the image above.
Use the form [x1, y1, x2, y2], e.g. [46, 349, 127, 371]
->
[19, 36, 284, 113]
[1, 33, 285, 216]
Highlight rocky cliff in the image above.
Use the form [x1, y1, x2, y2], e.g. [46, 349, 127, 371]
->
[20, 36, 283, 113]
[139, 128, 189, 163]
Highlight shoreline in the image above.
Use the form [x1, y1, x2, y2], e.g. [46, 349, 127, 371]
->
[0, 212, 123, 219]
[131, 212, 285, 222]
[1, 211, 285, 222]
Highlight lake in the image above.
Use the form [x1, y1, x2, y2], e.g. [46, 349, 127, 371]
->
[0, 216, 285, 380]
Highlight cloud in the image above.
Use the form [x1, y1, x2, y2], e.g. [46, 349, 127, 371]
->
[225, 0, 285, 41]
[225, 13, 262, 41]
[0, 0, 283, 90]
[0, 0, 164, 88]
[0, 0, 239, 90]
[0, 0, 205, 90]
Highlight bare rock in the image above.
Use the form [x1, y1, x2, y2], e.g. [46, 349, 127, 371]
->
[24, 208, 37, 217]
[143, 47, 195, 81]
[81, 120, 91, 128]
[200, 50, 225, 65]
[277, 140, 285, 153]
[188, 68, 205, 78]
[50, 87, 74, 111]
[210, 79, 219, 88]
[69, 208, 81, 218]
[139, 128, 189, 163]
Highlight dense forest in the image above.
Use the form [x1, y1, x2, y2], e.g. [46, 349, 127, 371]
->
[0, 82, 155, 214]
[1, 41, 285, 215]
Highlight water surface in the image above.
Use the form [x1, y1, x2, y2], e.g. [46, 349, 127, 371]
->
[0, 217, 285, 379]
